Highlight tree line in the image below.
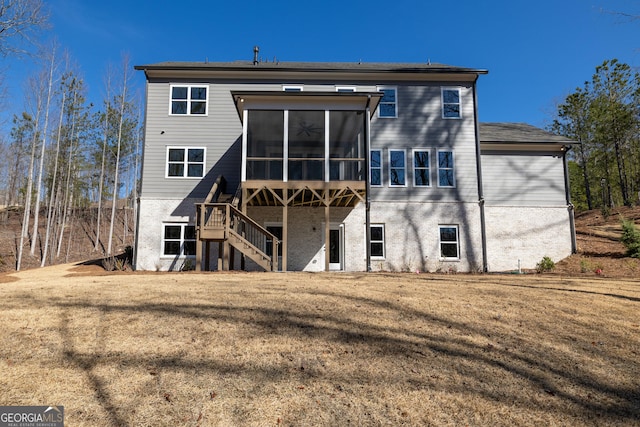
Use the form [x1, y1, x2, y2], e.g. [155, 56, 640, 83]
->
[552, 59, 640, 212]
[0, 1, 141, 270]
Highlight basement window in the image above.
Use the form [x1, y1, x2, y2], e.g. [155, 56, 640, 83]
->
[162, 224, 196, 257]
[439, 225, 459, 260]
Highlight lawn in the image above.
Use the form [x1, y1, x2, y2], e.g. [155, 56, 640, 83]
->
[0, 264, 638, 426]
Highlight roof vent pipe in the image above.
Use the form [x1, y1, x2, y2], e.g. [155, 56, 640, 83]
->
[253, 46, 259, 65]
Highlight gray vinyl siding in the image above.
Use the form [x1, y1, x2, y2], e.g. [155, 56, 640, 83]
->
[370, 83, 479, 203]
[481, 152, 567, 206]
[140, 78, 478, 203]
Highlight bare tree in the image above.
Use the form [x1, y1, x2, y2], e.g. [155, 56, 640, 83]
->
[0, 0, 49, 57]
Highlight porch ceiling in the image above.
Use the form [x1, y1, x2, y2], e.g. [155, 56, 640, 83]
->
[243, 181, 366, 208]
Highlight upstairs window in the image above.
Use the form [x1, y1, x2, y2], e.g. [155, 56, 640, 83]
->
[170, 85, 208, 115]
[163, 224, 196, 257]
[283, 85, 303, 92]
[442, 87, 461, 119]
[439, 225, 459, 260]
[377, 86, 397, 118]
[437, 150, 455, 187]
[413, 150, 431, 187]
[370, 149, 382, 186]
[336, 86, 356, 92]
[167, 147, 205, 178]
[389, 149, 406, 186]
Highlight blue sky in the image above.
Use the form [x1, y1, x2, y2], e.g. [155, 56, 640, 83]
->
[2, 0, 639, 130]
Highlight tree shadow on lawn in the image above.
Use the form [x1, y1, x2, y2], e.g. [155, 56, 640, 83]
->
[44, 287, 640, 426]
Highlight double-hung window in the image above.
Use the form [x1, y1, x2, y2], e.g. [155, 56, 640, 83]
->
[437, 150, 455, 187]
[441, 87, 461, 119]
[413, 149, 430, 187]
[439, 225, 459, 260]
[170, 85, 208, 115]
[163, 224, 196, 257]
[369, 224, 385, 258]
[370, 149, 382, 186]
[389, 149, 406, 186]
[377, 86, 397, 118]
[167, 147, 205, 178]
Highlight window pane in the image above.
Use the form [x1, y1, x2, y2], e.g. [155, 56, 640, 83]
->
[379, 103, 396, 117]
[184, 226, 196, 239]
[439, 170, 454, 187]
[188, 149, 204, 162]
[390, 151, 405, 167]
[172, 87, 188, 99]
[414, 151, 429, 167]
[440, 227, 457, 242]
[247, 110, 284, 158]
[443, 104, 460, 118]
[168, 164, 184, 177]
[289, 110, 324, 158]
[381, 89, 396, 103]
[371, 226, 383, 241]
[439, 151, 453, 168]
[169, 149, 185, 162]
[187, 164, 203, 177]
[441, 243, 458, 258]
[443, 89, 459, 104]
[191, 87, 207, 100]
[171, 101, 187, 114]
[165, 225, 181, 239]
[371, 169, 381, 186]
[164, 241, 180, 255]
[371, 150, 381, 168]
[190, 101, 206, 115]
[371, 242, 384, 257]
[390, 169, 405, 186]
[415, 170, 429, 186]
[184, 241, 196, 256]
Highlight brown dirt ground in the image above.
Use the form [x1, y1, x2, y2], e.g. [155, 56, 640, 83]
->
[554, 206, 640, 278]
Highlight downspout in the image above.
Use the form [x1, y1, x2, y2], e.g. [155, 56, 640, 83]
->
[472, 79, 488, 272]
[365, 95, 372, 272]
[563, 146, 578, 254]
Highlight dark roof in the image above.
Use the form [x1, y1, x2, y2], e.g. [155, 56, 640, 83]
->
[480, 122, 576, 144]
[134, 60, 488, 75]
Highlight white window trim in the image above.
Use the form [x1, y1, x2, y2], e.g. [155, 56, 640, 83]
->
[412, 148, 432, 187]
[370, 149, 383, 187]
[441, 87, 461, 119]
[282, 85, 304, 92]
[438, 225, 460, 261]
[165, 146, 206, 179]
[388, 149, 407, 187]
[368, 223, 386, 259]
[436, 149, 456, 188]
[377, 85, 397, 118]
[336, 86, 356, 92]
[169, 84, 209, 116]
[161, 223, 196, 258]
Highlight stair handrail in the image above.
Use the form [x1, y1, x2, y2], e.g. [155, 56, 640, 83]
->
[226, 204, 279, 270]
[204, 175, 227, 204]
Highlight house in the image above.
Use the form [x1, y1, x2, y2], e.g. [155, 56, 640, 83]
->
[133, 54, 576, 273]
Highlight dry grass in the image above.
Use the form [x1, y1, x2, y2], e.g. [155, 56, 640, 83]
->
[0, 265, 639, 426]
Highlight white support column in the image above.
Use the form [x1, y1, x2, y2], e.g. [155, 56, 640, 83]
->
[241, 109, 248, 182]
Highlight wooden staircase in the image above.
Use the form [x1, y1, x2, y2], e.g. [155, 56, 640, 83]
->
[195, 176, 279, 272]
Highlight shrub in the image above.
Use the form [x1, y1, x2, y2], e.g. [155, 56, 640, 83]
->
[620, 219, 640, 258]
[536, 256, 555, 273]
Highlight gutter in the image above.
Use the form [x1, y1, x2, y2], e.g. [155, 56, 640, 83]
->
[472, 78, 488, 272]
[365, 95, 372, 272]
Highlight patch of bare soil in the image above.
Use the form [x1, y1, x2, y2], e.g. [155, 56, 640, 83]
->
[554, 206, 640, 277]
